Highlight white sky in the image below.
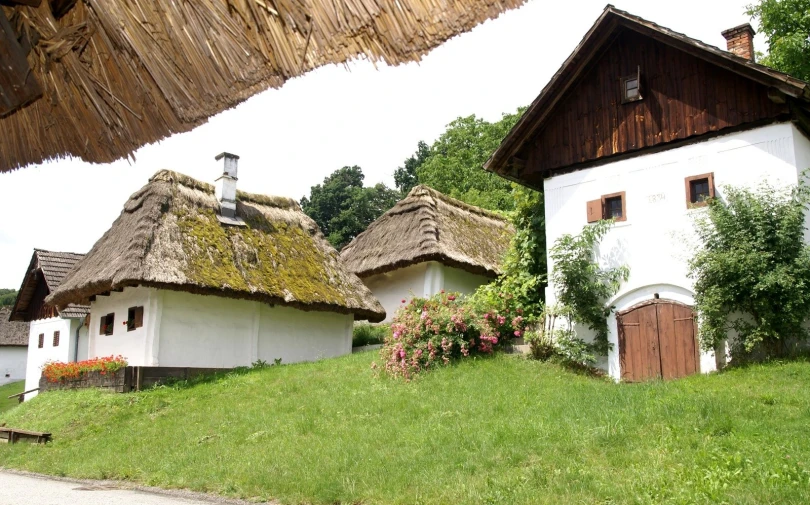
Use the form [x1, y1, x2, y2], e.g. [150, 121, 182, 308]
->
[0, 0, 763, 289]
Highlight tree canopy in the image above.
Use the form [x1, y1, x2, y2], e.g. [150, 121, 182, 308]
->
[0, 289, 18, 307]
[301, 166, 401, 250]
[747, 0, 810, 81]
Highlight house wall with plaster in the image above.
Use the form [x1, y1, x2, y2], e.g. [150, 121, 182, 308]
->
[543, 122, 810, 380]
[23, 316, 86, 400]
[86, 287, 354, 369]
[0, 347, 27, 386]
[362, 261, 494, 322]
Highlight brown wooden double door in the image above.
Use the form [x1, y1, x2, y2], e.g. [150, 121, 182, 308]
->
[617, 300, 699, 382]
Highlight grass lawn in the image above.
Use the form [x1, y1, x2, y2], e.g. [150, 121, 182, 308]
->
[0, 380, 24, 416]
[1, 353, 809, 504]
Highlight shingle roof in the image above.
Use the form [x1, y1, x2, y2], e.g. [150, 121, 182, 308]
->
[340, 185, 514, 278]
[0, 307, 29, 346]
[47, 170, 386, 322]
[9, 249, 89, 322]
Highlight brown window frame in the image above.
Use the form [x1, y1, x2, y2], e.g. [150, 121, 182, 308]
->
[100, 313, 115, 336]
[37, 333, 44, 349]
[127, 306, 144, 332]
[685, 173, 715, 208]
[52, 331, 60, 347]
[587, 192, 627, 223]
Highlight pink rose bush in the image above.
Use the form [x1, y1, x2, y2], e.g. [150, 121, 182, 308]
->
[377, 291, 527, 379]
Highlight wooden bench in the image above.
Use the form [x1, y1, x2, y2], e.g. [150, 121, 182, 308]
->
[0, 427, 51, 444]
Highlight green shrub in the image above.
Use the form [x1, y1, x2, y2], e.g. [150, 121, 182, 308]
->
[352, 323, 390, 348]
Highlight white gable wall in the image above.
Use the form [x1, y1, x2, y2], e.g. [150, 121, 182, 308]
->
[544, 122, 810, 380]
[23, 316, 85, 400]
[362, 261, 495, 322]
[0, 347, 27, 386]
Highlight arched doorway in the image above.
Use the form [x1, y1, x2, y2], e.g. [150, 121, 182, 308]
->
[617, 299, 699, 381]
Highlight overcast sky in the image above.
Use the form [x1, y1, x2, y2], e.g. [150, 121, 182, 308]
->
[0, 0, 763, 289]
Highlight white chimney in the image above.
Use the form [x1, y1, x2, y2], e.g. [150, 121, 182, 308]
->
[215, 152, 239, 218]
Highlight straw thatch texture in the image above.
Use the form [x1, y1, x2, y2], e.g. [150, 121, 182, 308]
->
[0, 307, 29, 346]
[1, 0, 526, 172]
[46, 170, 386, 321]
[340, 185, 513, 278]
[9, 249, 89, 322]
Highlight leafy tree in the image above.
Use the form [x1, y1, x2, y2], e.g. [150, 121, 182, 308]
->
[416, 110, 524, 212]
[394, 141, 430, 194]
[301, 166, 400, 249]
[0, 289, 17, 307]
[689, 180, 810, 359]
[747, 0, 810, 81]
[549, 220, 629, 354]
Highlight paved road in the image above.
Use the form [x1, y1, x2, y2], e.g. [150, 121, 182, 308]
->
[0, 470, 264, 505]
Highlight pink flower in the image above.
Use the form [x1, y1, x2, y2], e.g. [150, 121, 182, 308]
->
[448, 295, 456, 301]
[401, 299, 406, 304]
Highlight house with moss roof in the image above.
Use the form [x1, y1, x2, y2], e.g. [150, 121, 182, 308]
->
[340, 185, 513, 322]
[47, 154, 385, 371]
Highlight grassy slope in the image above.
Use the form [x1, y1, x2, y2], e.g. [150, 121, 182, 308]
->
[0, 380, 24, 415]
[1, 353, 809, 505]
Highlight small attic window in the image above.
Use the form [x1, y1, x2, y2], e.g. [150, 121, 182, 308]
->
[621, 67, 643, 103]
[685, 173, 715, 208]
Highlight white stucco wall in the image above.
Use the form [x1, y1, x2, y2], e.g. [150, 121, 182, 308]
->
[362, 261, 495, 322]
[0, 347, 27, 386]
[544, 122, 810, 380]
[23, 316, 85, 400]
[258, 305, 353, 364]
[88, 286, 156, 366]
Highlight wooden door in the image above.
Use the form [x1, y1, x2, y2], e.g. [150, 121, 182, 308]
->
[618, 300, 699, 382]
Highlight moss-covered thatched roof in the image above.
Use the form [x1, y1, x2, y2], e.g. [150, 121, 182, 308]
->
[0, 0, 526, 172]
[47, 170, 385, 322]
[340, 185, 514, 278]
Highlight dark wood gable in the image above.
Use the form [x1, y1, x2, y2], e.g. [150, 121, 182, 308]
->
[515, 28, 788, 188]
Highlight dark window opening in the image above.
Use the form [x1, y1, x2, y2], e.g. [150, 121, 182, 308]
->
[685, 173, 715, 208]
[127, 306, 144, 332]
[605, 196, 624, 219]
[38, 333, 44, 349]
[52, 331, 60, 347]
[100, 313, 115, 336]
[621, 68, 643, 103]
[586, 192, 627, 223]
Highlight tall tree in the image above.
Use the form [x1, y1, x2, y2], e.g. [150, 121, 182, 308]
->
[0, 289, 18, 307]
[747, 0, 810, 81]
[301, 166, 400, 249]
[416, 110, 524, 212]
[394, 141, 430, 194]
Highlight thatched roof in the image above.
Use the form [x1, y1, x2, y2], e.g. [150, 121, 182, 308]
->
[46, 170, 386, 322]
[0, 307, 28, 347]
[340, 185, 513, 278]
[0, 0, 526, 173]
[9, 249, 89, 322]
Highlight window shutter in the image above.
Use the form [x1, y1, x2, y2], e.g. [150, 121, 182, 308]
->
[134, 306, 144, 328]
[100, 317, 105, 334]
[586, 199, 602, 223]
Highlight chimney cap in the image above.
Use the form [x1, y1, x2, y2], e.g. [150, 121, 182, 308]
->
[215, 152, 240, 161]
[721, 23, 755, 39]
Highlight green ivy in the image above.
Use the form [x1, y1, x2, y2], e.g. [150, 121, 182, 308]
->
[549, 220, 629, 354]
[689, 180, 810, 359]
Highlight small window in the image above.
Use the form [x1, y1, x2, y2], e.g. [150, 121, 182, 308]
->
[38, 333, 44, 349]
[127, 306, 144, 332]
[685, 173, 715, 208]
[52, 331, 60, 347]
[99, 313, 115, 336]
[586, 192, 627, 223]
[621, 67, 643, 103]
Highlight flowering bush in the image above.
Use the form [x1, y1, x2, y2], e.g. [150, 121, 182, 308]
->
[42, 355, 128, 383]
[376, 291, 526, 379]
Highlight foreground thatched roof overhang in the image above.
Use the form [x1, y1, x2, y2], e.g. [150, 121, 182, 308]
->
[484, 4, 810, 189]
[340, 185, 514, 278]
[9, 249, 89, 322]
[0, 0, 527, 173]
[46, 170, 386, 322]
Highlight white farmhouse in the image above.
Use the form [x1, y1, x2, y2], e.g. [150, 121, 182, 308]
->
[8, 250, 89, 399]
[46, 154, 385, 371]
[0, 307, 28, 386]
[485, 6, 810, 381]
[340, 185, 513, 322]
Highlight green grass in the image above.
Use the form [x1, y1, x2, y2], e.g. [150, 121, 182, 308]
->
[0, 380, 24, 416]
[1, 354, 809, 504]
